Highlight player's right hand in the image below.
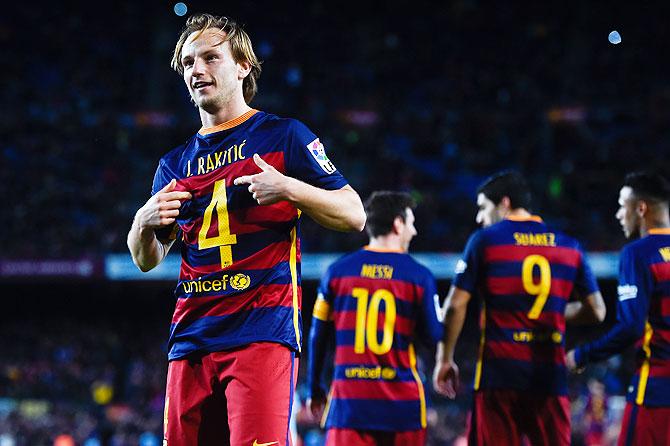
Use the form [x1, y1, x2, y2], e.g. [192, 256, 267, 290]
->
[134, 179, 192, 229]
[433, 360, 460, 399]
[307, 396, 326, 422]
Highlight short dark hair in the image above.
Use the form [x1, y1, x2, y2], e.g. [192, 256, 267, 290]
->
[364, 191, 416, 238]
[624, 171, 670, 205]
[477, 170, 532, 209]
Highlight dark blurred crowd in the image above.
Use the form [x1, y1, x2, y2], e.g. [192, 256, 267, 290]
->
[4, 2, 670, 259]
[0, 319, 165, 445]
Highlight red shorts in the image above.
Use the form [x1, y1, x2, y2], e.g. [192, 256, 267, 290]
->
[325, 428, 426, 446]
[618, 403, 670, 446]
[468, 390, 570, 446]
[163, 342, 298, 446]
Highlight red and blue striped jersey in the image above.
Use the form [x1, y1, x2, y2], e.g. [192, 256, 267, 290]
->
[454, 216, 599, 396]
[575, 228, 670, 407]
[150, 110, 348, 360]
[307, 247, 443, 432]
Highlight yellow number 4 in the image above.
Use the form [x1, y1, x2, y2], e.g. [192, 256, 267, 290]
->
[352, 288, 396, 355]
[198, 180, 237, 268]
[522, 254, 551, 319]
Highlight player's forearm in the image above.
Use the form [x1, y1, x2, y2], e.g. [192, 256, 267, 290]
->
[438, 299, 468, 363]
[127, 220, 169, 272]
[285, 181, 365, 232]
[307, 319, 330, 398]
[574, 321, 641, 367]
[565, 292, 606, 325]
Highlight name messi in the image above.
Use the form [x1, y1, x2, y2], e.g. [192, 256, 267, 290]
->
[513, 232, 556, 247]
[360, 264, 394, 279]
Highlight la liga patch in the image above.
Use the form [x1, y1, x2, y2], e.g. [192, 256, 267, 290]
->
[307, 138, 337, 174]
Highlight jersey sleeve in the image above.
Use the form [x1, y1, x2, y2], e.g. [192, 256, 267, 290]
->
[284, 120, 349, 191]
[150, 159, 181, 243]
[307, 265, 336, 400]
[416, 267, 444, 345]
[574, 245, 652, 366]
[452, 230, 484, 294]
[573, 245, 600, 297]
[313, 265, 335, 322]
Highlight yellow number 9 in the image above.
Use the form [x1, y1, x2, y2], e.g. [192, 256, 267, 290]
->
[522, 254, 551, 319]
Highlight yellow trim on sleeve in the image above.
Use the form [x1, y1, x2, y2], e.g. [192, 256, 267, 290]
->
[320, 388, 333, 429]
[289, 225, 301, 351]
[409, 343, 427, 428]
[635, 322, 653, 405]
[474, 304, 486, 391]
[312, 297, 332, 321]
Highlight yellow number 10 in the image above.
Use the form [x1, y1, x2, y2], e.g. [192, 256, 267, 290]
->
[198, 180, 237, 268]
[522, 254, 552, 319]
[352, 288, 396, 355]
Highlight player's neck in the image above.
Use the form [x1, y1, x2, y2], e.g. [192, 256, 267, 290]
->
[367, 236, 406, 253]
[504, 208, 532, 219]
[198, 98, 252, 129]
[640, 212, 670, 237]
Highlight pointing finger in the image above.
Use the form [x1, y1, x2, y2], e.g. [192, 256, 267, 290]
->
[253, 153, 272, 171]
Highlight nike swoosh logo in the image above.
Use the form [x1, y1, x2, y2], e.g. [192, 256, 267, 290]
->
[253, 441, 279, 446]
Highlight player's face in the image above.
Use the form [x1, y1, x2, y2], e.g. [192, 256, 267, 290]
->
[399, 208, 417, 252]
[476, 193, 500, 227]
[180, 28, 245, 113]
[616, 186, 640, 239]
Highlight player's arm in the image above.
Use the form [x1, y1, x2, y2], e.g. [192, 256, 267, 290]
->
[565, 249, 606, 325]
[127, 179, 191, 272]
[567, 247, 651, 371]
[416, 271, 444, 348]
[306, 294, 334, 421]
[234, 154, 365, 232]
[433, 286, 472, 399]
[565, 291, 606, 325]
[567, 295, 648, 371]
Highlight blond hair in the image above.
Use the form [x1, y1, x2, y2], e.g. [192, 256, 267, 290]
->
[171, 14, 262, 104]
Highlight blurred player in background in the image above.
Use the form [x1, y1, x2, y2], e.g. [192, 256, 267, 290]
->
[306, 191, 443, 445]
[127, 13, 365, 446]
[433, 171, 606, 446]
[567, 171, 670, 446]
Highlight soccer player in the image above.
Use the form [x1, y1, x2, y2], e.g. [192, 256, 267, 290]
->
[567, 171, 670, 445]
[306, 191, 443, 445]
[126, 13, 365, 446]
[433, 171, 606, 446]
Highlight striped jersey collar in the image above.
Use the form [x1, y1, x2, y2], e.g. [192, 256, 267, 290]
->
[198, 109, 259, 136]
[505, 215, 543, 223]
[363, 245, 405, 253]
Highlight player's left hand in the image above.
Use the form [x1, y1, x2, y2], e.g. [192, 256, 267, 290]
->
[233, 154, 294, 205]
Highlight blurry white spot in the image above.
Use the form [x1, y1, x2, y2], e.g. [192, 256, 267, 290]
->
[174, 2, 188, 16]
[608, 30, 622, 45]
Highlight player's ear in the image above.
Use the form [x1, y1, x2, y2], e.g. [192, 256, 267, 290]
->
[500, 196, 512, 211]
[237, 60, 251, 79]
[636, 200, 648, 217]
[392, 216, 404, 235]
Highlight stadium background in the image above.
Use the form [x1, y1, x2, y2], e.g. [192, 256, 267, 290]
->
[2, 0, 669, 444]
